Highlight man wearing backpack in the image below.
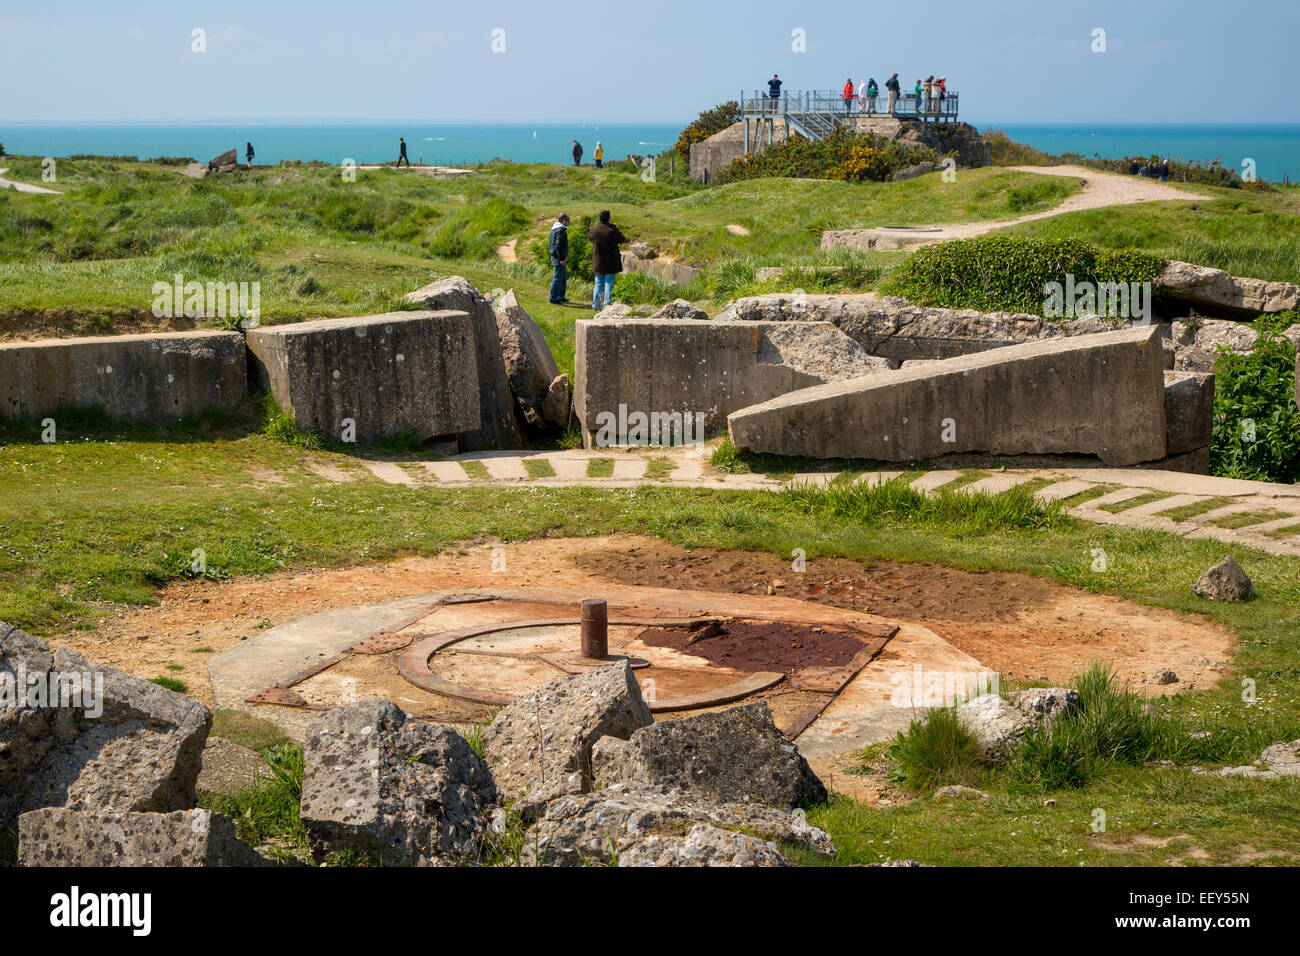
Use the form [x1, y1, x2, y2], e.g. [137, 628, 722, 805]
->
[548, 213, 570, 305]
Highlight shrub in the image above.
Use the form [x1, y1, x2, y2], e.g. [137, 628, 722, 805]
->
[884, 236, 1167, 315]
[674, 101, 741, 162]
[1209, 322, 1300, 482]
[717, 127, 935, 184]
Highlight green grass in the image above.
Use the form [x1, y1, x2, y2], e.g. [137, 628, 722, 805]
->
[888, 707, 990, 792]
[586, 457, 614, 478]
[1095, 491, 1173, 514]
[1058, 485, 1120, 506]
[459, 459, 490, 480]
[200, 743, 311, 863]
[149, 676, 187, 692]
[1154, 496, 1237, 521]
[1205, 508, 1290, 529]
[523, 457, 556, 479]
[643, 456, 676, 481]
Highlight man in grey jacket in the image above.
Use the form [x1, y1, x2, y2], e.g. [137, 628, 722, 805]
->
[548, 213, 570, 304]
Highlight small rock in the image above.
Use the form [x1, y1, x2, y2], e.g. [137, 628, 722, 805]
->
[1192, 556, 1254, 601]
[1155, 669, 1179, 685]
[933, 785, 989, 802]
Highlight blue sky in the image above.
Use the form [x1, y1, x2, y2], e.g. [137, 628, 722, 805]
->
[2, 0, 1296, 124]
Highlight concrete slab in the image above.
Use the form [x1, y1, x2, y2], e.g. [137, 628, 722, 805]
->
[574, 318, 888, 447]
[727, 326, 1167, 466]
[961, 473, 1032, 495]
[246, 310, 479, 445]
[909, 470, 965, 493]
[1033, 478, 1096, 501]
[421, 460, 471, 483]
[482, 456, 529, 480]
[0, 330, 246, 425]
[359, 460, 417, 486]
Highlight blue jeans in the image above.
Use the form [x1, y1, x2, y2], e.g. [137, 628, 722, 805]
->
[549, 257, 567, 303]
[592, 273, 616, 310]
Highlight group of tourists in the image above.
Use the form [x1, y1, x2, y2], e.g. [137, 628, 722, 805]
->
[765, 72, 951, 117]
[547, 210, 628, 310]
[839, 74, 949, 116]
[1130, 158, 1172, 181]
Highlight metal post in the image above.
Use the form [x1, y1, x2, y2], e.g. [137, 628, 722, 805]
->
[580, 599, 608, 659]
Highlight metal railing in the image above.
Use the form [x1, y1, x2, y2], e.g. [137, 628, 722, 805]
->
[741, 88, 959, 132]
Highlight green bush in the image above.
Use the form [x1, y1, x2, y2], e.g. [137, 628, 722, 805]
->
[717, 127, 935, 184]
[674, 101, 741, 162]
[1209, 322, 1300, 482]
[424, 196, 527, 260]
[884, 236, 1167, 315]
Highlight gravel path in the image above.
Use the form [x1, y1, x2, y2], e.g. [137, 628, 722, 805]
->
[0, 167, 61, 195]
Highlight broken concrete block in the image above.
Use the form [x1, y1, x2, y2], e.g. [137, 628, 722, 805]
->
[1157, 260, 1299, 318]
[574, 318, 891, 447]
[300, 699, 497, 866]
[0, 331, 246, 425]
[723, 294, 1136, 363]
[0, 625, 211, 833]
[481, 662, 651, 820]
[494, 289, 568, 429]
[590, 701, 826, 809]
[617, 822, 792, 867]
[523, 783, 834, 866]
[17, 808, 265, 867]
[1163, 370, 1215, 456]
[245, 310, 479, 445]
[404, 276, 524, 449]
[727, 325, 1167, 466]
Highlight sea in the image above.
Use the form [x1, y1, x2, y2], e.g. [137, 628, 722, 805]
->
[1, 121, 1297, 182]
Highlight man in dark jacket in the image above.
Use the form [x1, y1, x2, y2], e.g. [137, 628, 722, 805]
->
[767, 74, 782, 110]
[572, 140, 583, 166]
[548, 213, 570, 304]
[885, 74, 900, 115]
[588, 210, 628, 310]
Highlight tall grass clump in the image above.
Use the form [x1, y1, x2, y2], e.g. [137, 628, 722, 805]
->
[261, 394, 321, 449]
[778, 477, 1065, 534]
[887, 707, 990, 792]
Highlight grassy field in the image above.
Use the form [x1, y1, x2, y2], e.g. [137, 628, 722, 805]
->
[4, 145, 1300, 867]
[3, 414, 1299, 865]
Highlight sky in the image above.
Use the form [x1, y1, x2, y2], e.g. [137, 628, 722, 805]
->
[2, 0, 1297, 125]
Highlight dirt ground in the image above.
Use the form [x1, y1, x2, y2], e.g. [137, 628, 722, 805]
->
[64, 534, 1235, 714]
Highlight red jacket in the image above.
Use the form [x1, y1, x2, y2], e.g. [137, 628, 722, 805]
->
[843, 81, 855, 99]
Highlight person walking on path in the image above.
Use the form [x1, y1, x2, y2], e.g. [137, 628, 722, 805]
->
[885, 73, 900, 115]
[245, 142, 255, 166]
[572, 140, 584, 166]
[594, 142, 604, 169]
[767, 74, 782, 110]
[397, 137, 410, 167]
[589, 210, 627, 311]
[842, 78, 856, 114]
[866, 77, 879, 115]
[548, 214, 571, 305]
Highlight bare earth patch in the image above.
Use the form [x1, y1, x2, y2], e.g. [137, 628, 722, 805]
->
[60, 535, 1234, 710]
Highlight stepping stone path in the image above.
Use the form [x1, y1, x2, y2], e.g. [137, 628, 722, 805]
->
[299, 449, 1300, 557]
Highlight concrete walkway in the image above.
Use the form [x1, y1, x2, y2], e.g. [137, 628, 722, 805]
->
[304, 448, 1300, 558]
[0, 167, 61, 195]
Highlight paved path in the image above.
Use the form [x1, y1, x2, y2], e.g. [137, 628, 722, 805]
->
[303, 448, 1300, 558]
[0, 167, 61, 195]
